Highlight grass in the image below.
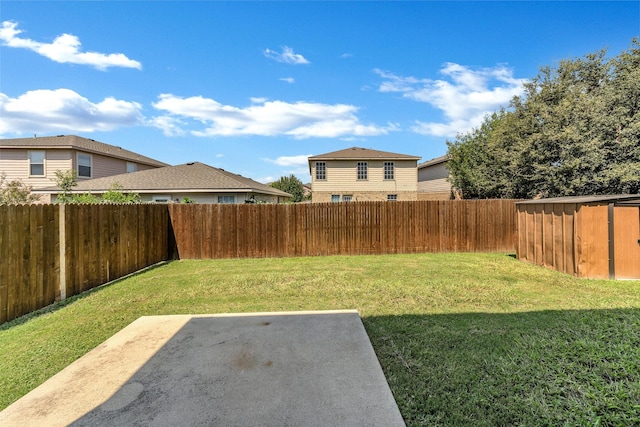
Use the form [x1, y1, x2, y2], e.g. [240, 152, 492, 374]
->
[2, 252, 640, 425]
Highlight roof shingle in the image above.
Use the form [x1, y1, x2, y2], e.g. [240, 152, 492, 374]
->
[0, 135, 168, 168]
[308, 147, 421, 161]
[36, 162, 292, 197]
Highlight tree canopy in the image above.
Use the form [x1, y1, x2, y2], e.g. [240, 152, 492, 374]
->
[269, 174, 306, 202]
[0, 173, 40, 205]
[447, 39, 640, 199]
[52, 170, 141, 204]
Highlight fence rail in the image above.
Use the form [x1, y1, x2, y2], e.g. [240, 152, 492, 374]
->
[1, 200, 519, 324]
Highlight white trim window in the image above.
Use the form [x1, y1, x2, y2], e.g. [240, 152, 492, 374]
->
[387, 194, 398, 201]
[152, 195, 171, 203]
[331, 194, 340, 203]
[357, 162, 368, 180]
[28, 150, 45, 176]
[315, 162, 326, 180]
[384, 162, 395, 180]
[77, 153, 92, 178]
[342, 195, 353, 202]
[126, 162, 137, 173]
[218, 195, 235, 204]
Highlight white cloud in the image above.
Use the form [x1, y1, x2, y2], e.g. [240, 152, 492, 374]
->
[375, 63, 526, 137]
[151, 94, 395, 139]
[0, 89, 143, 135]
[257, 176, 276, 184]
[266, 155, 312, 167]
[264, 46, 310, 65]
[0, 20, 141, 71]
[280, 77, 295, 84]
[147, 115, 186, 137]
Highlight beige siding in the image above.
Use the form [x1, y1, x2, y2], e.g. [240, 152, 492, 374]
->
[313, 191, 417, 203]
[311, 159, 417, 193]
[136, 163, 156, 172]
[0, 149, 27, 180]
[418, 177, 451, 193]
[90, 152, 129, 179]
[88, 153, 158, 177]
[418, 162, 449, 181]
[418, 163, 452, 192]
[0, 148, 73, 189]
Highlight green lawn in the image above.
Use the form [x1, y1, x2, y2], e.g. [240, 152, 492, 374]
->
[2, 253, 640, 425]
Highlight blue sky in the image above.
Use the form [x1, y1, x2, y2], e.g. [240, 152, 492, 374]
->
[1, 1, 638, 183]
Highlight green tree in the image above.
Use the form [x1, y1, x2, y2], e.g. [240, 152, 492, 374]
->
[52, 170, 140, 204]
[0, 172, 41, 205]
[447, 39, 640, 198]
[69, 193, 100, 204]
[100, 183, 141, 204]
[52, 169, 78, 203]
[270, 174, 305, 202]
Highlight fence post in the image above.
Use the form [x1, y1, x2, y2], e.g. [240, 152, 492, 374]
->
[59, 204, 67, 301]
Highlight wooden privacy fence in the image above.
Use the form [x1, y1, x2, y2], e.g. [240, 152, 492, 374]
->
[1, 200, 518, 324]
[0, 205, 59, 325]
[0, 204, 170, 324]
[169, 200, 519, 259]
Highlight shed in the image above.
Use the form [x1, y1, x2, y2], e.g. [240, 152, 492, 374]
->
[516, 195, 640, 279]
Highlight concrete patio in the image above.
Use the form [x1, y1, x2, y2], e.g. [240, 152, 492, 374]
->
[0, 310, 405, 426]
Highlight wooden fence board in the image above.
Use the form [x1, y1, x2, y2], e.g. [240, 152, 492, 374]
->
[167, 200, 520, 259]
[2, 201, 516, 324]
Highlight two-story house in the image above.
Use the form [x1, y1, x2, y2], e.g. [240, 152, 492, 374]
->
[0, 135, 168, 202]
[308, 147, 421, 202]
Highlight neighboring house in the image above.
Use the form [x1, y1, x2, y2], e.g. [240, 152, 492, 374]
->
[417, 155, 453, 200]
[0, 135, 168, 202]
[35, 162, 292, 204]
[308, 147, 421, 202]
[302, 183, 312, 198]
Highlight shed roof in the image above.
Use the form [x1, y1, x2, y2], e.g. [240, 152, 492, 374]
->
[0, 135, 168, 168]
[516, 194, 640, 205]
[308, 147, 421, 161]
[35, 162, 292, 197]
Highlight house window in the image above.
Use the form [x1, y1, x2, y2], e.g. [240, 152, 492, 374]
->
[315, 162, 326, 180]
[77, 153, 92, 178]
[387, 194, 398, 201]
[342, 195, 353, 202]
[218, 195, 236, 204]
[29, 150, 45, 176]
[331, 195, 340, 203]
[126, 162, 137, 173]
[357, 162, 368, 180]
[384, 162, 395, 180]
[152, 195, 171, 203]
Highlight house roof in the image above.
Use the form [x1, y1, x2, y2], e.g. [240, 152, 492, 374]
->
[418, 154, 449, 169]
[0, 135, 168, 168]
[35, 162, 292, 197]
[308, 147, 421, 161]
[516, 194, 640, 205]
